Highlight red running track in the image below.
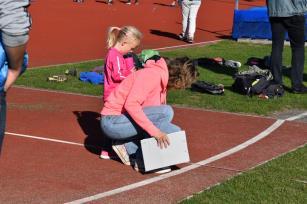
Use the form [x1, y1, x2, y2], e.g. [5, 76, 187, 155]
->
[28, 0, 266, 67]
[0, 87, 306, 203]
[4, 1, 304, 203]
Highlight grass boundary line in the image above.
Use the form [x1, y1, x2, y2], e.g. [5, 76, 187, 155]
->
[12, 86, 282, 121]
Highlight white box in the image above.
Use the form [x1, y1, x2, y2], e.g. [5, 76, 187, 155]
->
[141, 131, 190, 172]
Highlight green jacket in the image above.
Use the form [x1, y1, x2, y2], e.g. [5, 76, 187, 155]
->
[267, 0, 307, 17]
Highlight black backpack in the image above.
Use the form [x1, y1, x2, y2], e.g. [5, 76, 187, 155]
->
[250, 76, 271, 95]
[232, 74, 256, 95]
[232, 73, 270, 96]
[262, 84, 284, 99]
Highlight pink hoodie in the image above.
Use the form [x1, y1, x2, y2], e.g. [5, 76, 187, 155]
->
[101, 58, 169, 137]
[103, 48, 134, 101]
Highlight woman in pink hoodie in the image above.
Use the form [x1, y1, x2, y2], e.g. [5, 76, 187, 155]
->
[100, 50, 198, 173]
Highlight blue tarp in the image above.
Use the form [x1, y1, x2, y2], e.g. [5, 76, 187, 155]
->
[79, 71, 104, 85]
[232, 6, 307, 40]
[232, 6, 272, 39]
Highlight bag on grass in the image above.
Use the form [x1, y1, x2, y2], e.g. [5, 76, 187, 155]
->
[191, 80, 224, 95]
[232, 74, 255, 95]
[261, 84, 284, 99]
[250, 76, 271, 95]
[232, 65, 272, 96]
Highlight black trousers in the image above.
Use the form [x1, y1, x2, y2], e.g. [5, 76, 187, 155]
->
[270, 15, 305, 88]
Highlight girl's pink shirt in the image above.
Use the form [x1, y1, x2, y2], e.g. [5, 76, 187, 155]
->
[103, 48, 134, 102]
[101, 58, 169, 137]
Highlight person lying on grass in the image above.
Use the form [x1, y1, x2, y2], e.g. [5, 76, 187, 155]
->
[100, 50, 198, 173]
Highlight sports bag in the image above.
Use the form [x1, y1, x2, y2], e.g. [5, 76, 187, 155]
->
[232, 65, 272, 96]
[191, 80, 224, 95]
[262, 84, 284, 99]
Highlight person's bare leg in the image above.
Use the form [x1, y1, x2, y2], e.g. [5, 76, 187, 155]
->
[3, 44, 27, 92]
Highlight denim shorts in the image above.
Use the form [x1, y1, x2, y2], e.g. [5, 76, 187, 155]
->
[0, 0, 31, 47]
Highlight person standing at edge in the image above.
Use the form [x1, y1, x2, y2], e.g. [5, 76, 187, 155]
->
[0, 0, 31, 154]
[267, 0, 307, 93]
[178, 0, 202, 43]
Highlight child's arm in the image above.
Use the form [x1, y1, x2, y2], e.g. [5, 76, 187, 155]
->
[110, 55, 133, 82]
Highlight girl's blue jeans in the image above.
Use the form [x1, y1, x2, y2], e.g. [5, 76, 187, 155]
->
[100, 105, 181, 155]
[0, 91, 6, 154]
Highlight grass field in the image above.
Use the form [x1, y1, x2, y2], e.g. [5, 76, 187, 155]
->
[15, 40, 307, 202]
[181, 145, 307, 204]
[17, 40, 307, 115]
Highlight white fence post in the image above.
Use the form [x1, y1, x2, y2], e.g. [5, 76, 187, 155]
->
[235, 0, 239, 10]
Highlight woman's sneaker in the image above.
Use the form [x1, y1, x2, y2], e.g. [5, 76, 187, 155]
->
[99, 150, 110, 159]
[112, 141, 131, 165]
[153, 167, 172, 174]
[133, 160, 171, 174]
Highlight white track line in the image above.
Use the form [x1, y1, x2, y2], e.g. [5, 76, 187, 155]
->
[5, 132, 84, 147]
[6, 112, 306, 203]
[154, 40, 221, 51]
[286, 112, 307, 121]
[65, 119, 286, 204]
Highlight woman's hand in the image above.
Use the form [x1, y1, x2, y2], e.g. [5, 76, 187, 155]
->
[153, 131, 170, 149]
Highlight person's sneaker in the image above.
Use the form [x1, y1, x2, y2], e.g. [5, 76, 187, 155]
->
[133, 161, 171, 174]
[107, 0, 113, 4]
[153, 167, 172, 174]
[224, 60, 241, 68]
[171, 1, 176, 6]
[186, 37, 194, 44]
[292, 84, 307, 94]
[112, 141, 131, 165]
[126, 1, 131, 5]
[178, 33, 186, 40]
[99, 150, 110, 159]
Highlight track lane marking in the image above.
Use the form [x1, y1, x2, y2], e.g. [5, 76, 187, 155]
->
[6, 111, 306, 203]
[65, 119, 286, 204]
[5, 132, 87, 147]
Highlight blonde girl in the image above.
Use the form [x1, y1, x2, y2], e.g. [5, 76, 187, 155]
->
[100, 26, 142, 159]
